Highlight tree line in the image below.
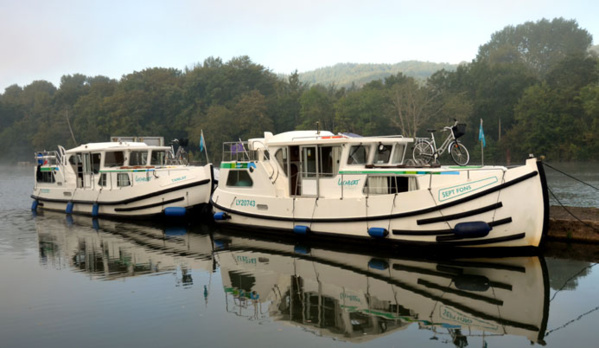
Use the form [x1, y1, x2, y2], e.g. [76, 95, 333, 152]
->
[1, 17, 597, 165]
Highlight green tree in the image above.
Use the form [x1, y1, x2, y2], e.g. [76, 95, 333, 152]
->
[335, 82, 391, 135]
[579, 84, 599, 155]
[299, 85, 335, 131]
[234, 90, 273, 140]
[477, 18, 593, 79]
[272, 70, 306, 133]
[386, 74, 439, 138]
[507, 83, 585, 160]
[188, 105, 235, 164]
[72, 76, 117, 144]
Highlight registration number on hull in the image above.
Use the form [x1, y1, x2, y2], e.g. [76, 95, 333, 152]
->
[235, 199, 256, 207]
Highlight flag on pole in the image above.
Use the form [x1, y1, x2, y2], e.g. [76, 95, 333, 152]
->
[479, 119, 486, 148]
[199, 130, 205, 152]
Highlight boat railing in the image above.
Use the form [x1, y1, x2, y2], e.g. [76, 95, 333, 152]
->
[291, 134, 348, 141]
[34, 150, 61, 166]
[367, 134, 405, 139]
[222, 141, 258, 162]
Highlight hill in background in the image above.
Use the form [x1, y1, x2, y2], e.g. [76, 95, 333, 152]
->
[297, 61, 459, 88]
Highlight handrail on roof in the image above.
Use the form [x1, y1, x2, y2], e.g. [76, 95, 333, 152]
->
[290, 133, 408, 141]
[290, 134, 347, 141]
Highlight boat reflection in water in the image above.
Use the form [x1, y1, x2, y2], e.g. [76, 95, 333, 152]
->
[34, 214, 549, 346]
[212, 231, 549, 345]
[36, 212, 215, 282]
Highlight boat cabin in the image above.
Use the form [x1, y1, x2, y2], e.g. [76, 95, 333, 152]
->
[35, 141, 173, 190]
[221, 131, 417, 199]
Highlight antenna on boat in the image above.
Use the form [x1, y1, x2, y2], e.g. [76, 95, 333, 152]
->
[316, 121, 320, 135]
[65, 109, 77, 145]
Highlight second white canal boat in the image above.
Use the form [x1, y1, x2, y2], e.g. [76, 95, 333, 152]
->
[32, 137, 215, 219]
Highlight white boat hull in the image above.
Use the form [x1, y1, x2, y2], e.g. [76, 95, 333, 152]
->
[212, 158, 548, 248]
[33, 165, 214, 218]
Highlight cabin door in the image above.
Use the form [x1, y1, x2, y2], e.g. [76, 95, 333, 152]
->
[300, 146, 318, 196]
[81, 153, 92, 188]
[81, 153, 101, 189]
[289, 146, 300, 196]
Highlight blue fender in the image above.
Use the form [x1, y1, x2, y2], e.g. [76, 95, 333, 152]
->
[453, 221, 491, 239]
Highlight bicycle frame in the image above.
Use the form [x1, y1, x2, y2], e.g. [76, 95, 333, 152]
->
[429, 126, 457, 159]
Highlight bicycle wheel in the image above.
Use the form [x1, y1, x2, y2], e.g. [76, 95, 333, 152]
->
[450, 142, 469, 165]
[412, 141, 434, 165]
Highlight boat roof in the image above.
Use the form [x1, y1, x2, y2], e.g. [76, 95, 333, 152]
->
[66, 141, 169, 153]
[263, 130, 413, 146]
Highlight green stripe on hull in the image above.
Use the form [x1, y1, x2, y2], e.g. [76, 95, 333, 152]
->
[220, 162, 252, 169]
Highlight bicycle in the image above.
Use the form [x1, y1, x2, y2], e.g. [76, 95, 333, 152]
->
[168, 138, 189, 165]
[412, 119, 470, 166]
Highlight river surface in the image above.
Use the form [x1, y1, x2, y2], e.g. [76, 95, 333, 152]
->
[1, 163, 598, 348]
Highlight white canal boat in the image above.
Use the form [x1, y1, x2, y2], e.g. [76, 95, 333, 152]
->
[32, 137, 215, 218]
[211, 130, 549, 249]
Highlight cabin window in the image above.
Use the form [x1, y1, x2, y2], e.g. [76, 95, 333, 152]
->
[226, 170, 253, 187]
[82, 153, 91, 174]
[36, 169, 55, 183]
[274, 148, 288, 176]
[150, 150, 166, 166]
[98, 173, 107, 187]
[347, 145, 370, 165]
[304, 293, 337, 327]
[363, 176, 414, 194]
[68, 154, 81, 174]
[105, 151, 125, 167]
[68, 154, 80, 166]
[319, 146, 342, 177]
[228, 270, 256, 292]
[91, 153, 101, 174]
[391, 144, 406, 164]
[374, 144, 392, 164]
[129, 151, 148, 166]
[117, 173, 131, 187]
[301, 147, 317, 178]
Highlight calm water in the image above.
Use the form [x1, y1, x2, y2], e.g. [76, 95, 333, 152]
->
[1, 163, 598, 348]
[543, 161, 599, 208]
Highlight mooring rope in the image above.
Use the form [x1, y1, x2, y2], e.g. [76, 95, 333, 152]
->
[542, 162, 599, 232]
[547, 186, 599, 232]
[543, 162, 599, 191]
[545, 262, 599, 337]
[549, 263, 598, 302]
[545, 304, 599, 337]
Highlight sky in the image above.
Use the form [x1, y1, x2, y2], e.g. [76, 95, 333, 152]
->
[1, 0, 598, 92]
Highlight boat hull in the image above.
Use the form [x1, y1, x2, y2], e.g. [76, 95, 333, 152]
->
[32, 165, 214, 219]
[212, 158, 549, 248]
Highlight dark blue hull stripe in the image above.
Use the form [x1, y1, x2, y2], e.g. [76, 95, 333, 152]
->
[392, 217, 512, 236]
[417, 202, 503, 225]
[114, 197, 185, 212]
